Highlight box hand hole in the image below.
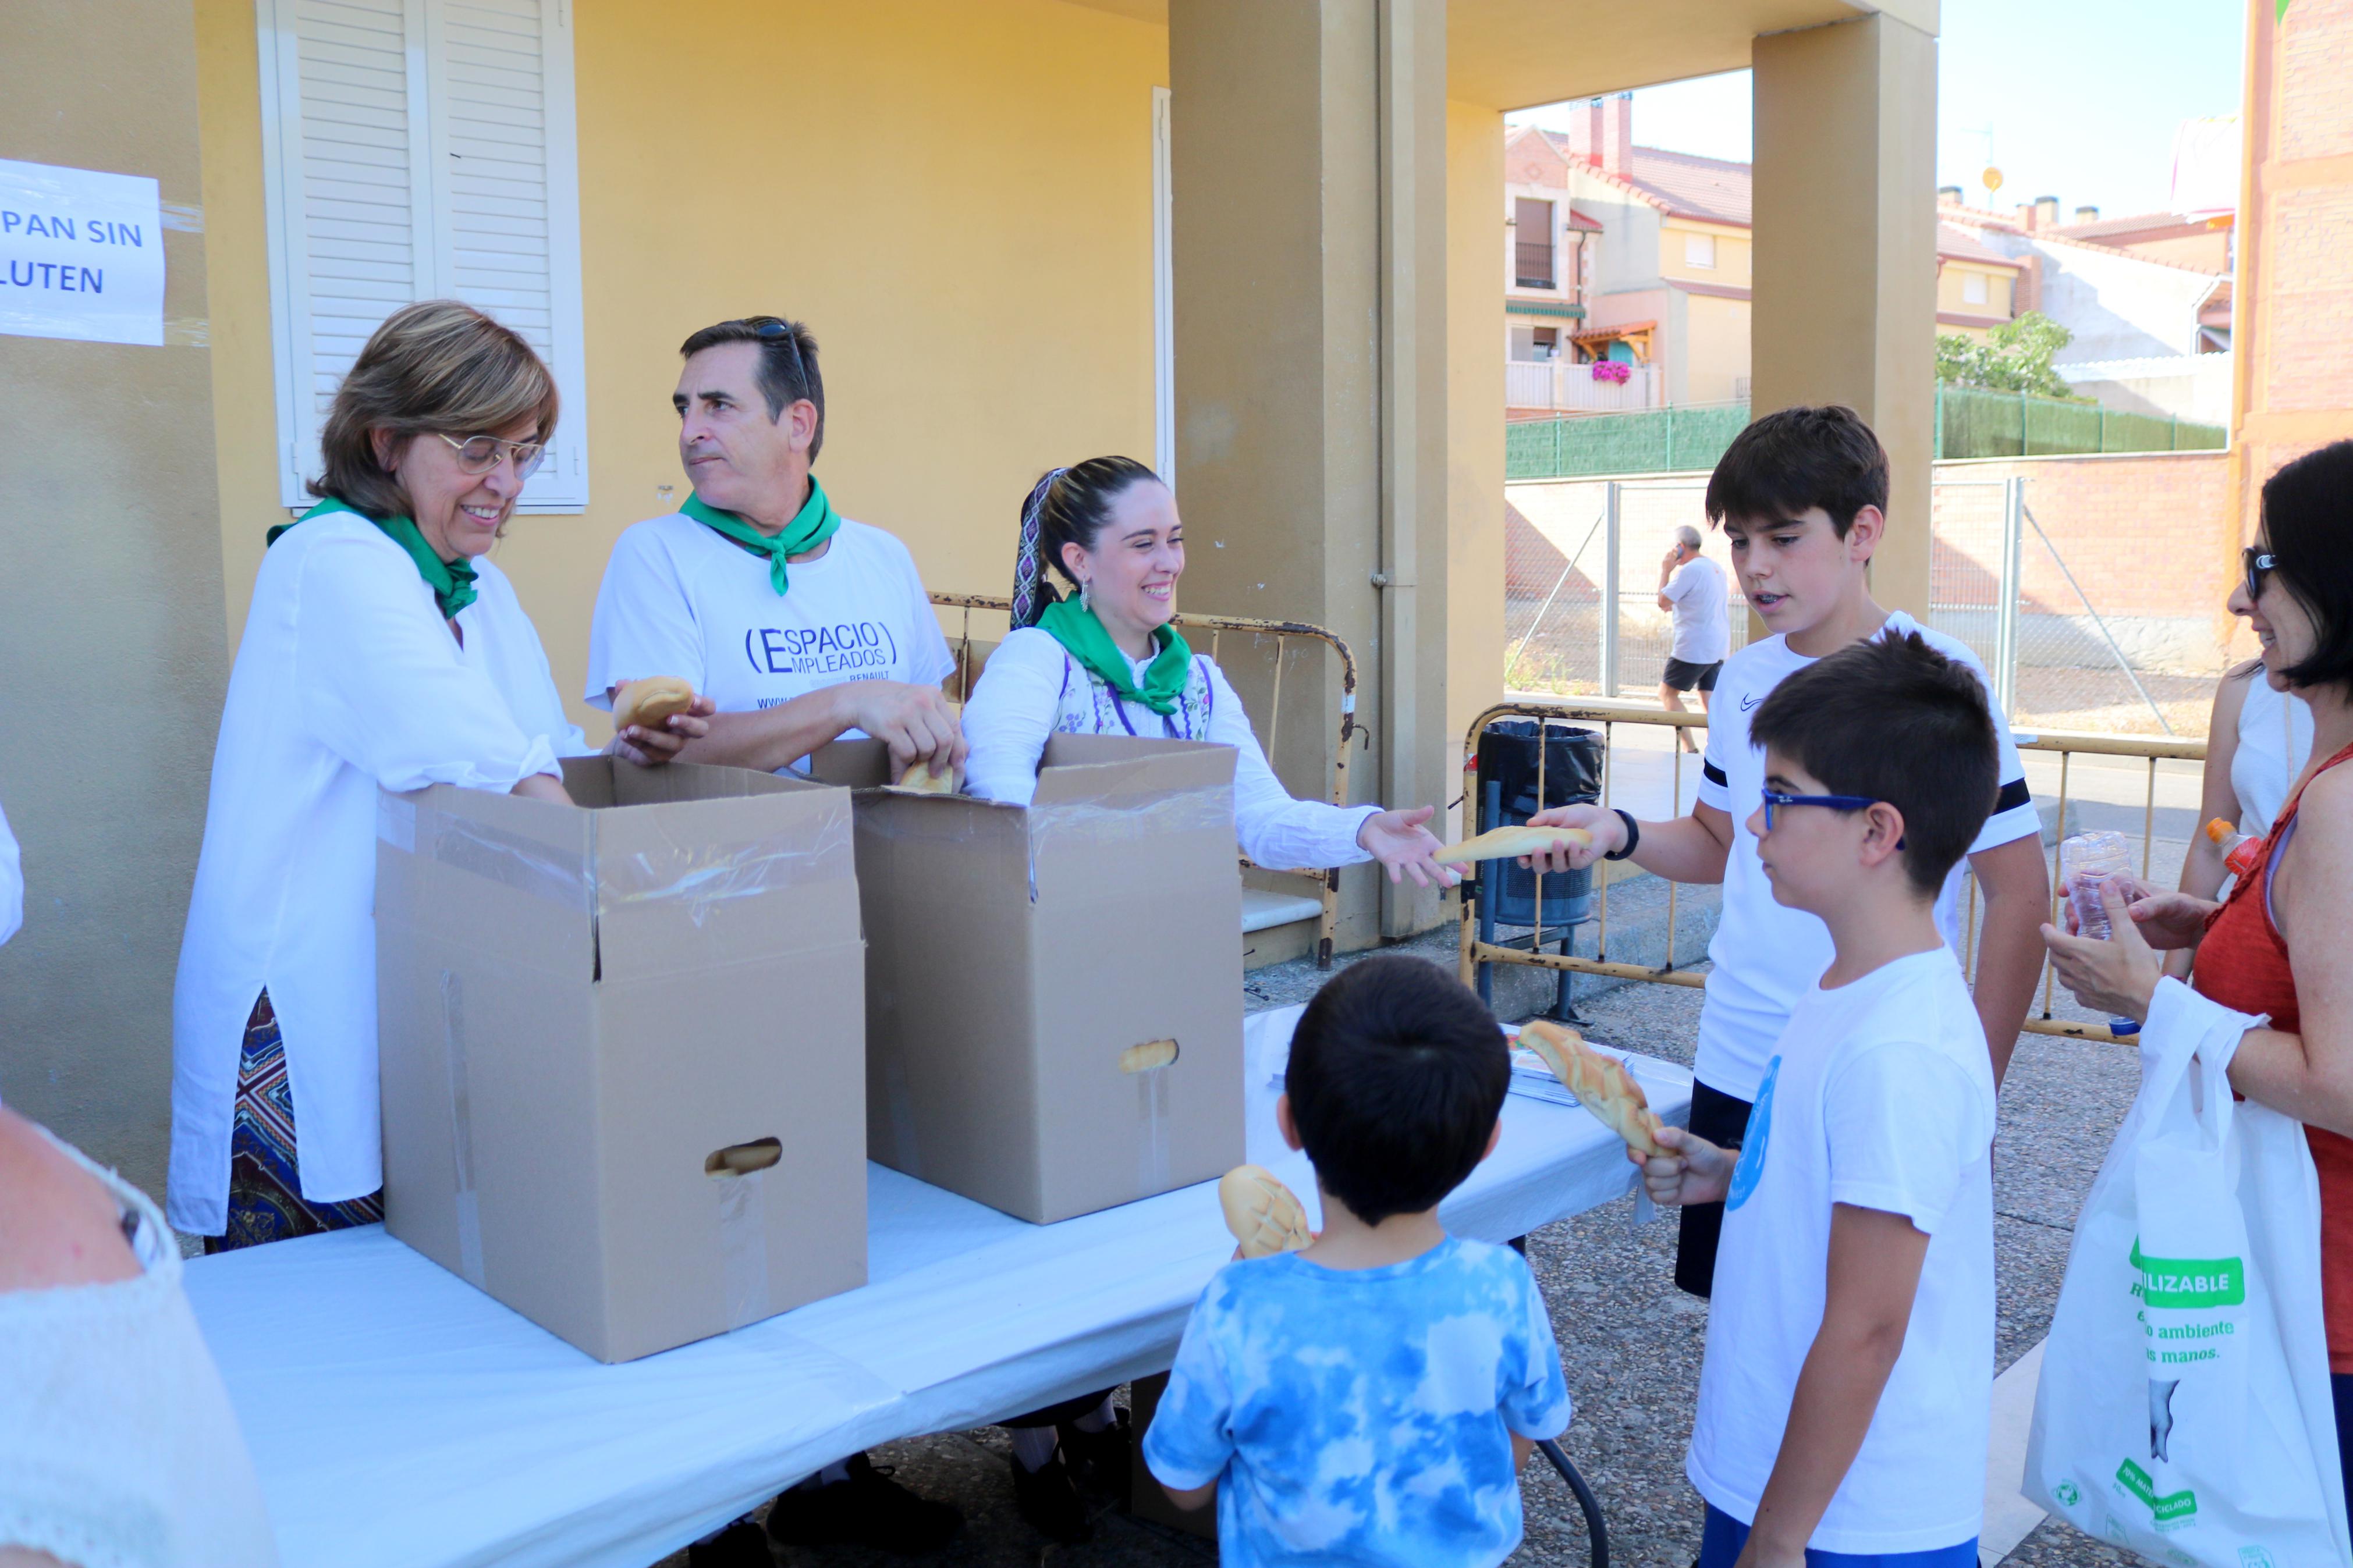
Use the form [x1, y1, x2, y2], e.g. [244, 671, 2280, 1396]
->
[704, 1137, 783, 1176]
[1119, 1039, 1179, 1073]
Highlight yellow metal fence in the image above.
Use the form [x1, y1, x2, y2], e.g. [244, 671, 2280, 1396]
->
[1454, 698, 2206, 1046]
[932, 592, 1359, 967]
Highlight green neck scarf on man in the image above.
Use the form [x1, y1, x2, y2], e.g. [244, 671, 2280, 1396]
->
[1035, 593, 1194, 716]
[682, 475, 842, 596]
[267, 496, 479, 620]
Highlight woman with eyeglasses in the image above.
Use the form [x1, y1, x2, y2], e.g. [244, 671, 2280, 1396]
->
[167, 301, 704, 1250]
[2043, 440, 2353, 1513]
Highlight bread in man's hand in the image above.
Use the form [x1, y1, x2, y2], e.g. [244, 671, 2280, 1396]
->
[1517, 1019, 1665, 1157]
[612, 676, 696, 733]
[1433, 823, 1593, 866]
[889, 761, 957, 795]
[1218, 1164, 1314, 1260]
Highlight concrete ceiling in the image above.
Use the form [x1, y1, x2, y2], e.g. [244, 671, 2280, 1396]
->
[1055, 0, 1939, 112]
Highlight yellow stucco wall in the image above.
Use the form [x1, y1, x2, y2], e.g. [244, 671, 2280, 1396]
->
[1447, 99, 1507, 844]
[1680, 291, 1753, 405]
[1935, 263, 2015, 320]
[1657, 218, 1752, 287]
[196, 0, 1168, 738]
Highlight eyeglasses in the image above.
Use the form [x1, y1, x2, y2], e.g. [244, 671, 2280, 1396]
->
[438, 432, 546, 479]
[2243, 546, 2281, 603]
[1759, 790, 1880, 830]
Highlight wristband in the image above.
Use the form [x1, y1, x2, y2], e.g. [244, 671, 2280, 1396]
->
[1605, 808, 1640, 862]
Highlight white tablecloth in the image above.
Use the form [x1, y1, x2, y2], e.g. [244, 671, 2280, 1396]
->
[184, 1007, 1691, 1568]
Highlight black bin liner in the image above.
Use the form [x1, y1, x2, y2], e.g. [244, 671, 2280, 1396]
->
[1474, 720, 1603, 928]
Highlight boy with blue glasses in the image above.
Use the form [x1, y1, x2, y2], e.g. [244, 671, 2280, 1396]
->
[1641, 632, 2003, 1568]
[1520, 406, 2045, 1299]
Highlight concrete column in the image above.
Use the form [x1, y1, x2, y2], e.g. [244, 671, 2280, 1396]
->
[1751, 14, 1938, 618]
[1170, 0, 1453, 947]
[0, 1, 230, 1194]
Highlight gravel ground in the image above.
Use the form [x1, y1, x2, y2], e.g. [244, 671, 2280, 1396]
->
[665, 941, 2148, 1568]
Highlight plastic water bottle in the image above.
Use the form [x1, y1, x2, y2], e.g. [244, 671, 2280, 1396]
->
[2058, 830, 2141, 1037]
[2205, 817, 2266, 881]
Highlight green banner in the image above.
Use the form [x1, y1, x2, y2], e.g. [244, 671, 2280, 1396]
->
[2116, 1459, 2199, 1523]
[2131, 1239, 2246, 1308]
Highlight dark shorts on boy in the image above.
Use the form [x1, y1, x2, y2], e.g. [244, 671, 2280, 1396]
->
[1674, 1079, 1754, 1298]
[1662, 657, 1721, 693]
[1697, 1504, 1977, 1568]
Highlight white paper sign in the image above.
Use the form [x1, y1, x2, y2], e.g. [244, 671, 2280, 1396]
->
[0, 157, 166, 347]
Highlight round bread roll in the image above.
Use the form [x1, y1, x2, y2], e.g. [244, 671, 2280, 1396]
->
[1218, 1164, 1314, 1260]
[613, 676, 695, 733]
[891, 760, 957, 795]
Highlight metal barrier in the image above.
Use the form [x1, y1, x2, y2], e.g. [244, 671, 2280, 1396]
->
[1456, 698, 2208, 1045]
[932, 592, 1359, 967]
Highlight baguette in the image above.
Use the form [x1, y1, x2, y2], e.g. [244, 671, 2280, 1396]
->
[612, 676, 695, 733]
[1517, 1019, 1665, 1157]
[1433, 823, 1593, 866]
[1218, 1164, 1314, 1260]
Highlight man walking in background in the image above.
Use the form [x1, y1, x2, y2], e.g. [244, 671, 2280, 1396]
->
[1658, 524, 1729, 753]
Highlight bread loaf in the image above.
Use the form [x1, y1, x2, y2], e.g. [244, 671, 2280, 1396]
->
[1518, 1019, 1665, 1157]
[889, 760, 957, 795]
[1433, 823, 1593, 865]
[1218, 1164, 1314, 1260]
[612, 676, 695, 733]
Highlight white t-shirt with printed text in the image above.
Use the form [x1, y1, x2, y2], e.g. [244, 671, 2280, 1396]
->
[584, 510, 954, 766]
[1685, 945, 1996, 1556]
[1692, 610, 2036, 1101]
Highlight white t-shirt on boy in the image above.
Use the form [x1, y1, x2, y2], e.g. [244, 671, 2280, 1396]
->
[1692, 610, 2036, 1101]
[584, 509, 955, 770]
[1685, 945, 1996, 1557]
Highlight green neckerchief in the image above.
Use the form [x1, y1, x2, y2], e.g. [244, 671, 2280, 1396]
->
[267, 496, 478, 620]
[681, 475, 842, 596]
[1035, 595, 1194, 716]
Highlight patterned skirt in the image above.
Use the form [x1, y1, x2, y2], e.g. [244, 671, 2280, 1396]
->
[203, 992, 384, 1254]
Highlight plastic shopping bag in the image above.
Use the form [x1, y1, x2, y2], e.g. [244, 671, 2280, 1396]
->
[2027, 979, 2350, 1566]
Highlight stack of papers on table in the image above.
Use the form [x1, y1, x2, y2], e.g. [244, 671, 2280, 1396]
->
[1507, 1047, 1581, 1110]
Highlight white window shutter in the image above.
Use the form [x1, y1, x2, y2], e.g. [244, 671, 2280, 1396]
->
[257, 0, 589, 514]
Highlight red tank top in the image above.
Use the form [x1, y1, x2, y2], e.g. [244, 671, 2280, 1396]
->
[2194, 740, 2353, 1370]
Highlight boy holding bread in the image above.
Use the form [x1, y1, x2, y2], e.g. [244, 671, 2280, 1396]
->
[1143, 957, 1570, 1566]
[1518, 406, 2045, 1299]
[1638, 634, 2001, 1568]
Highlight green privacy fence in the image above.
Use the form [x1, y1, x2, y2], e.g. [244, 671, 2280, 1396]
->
[1505, 402, 1751, 479]
[1508, 389, 2225, 479]
[1932, 385, 2227, 459]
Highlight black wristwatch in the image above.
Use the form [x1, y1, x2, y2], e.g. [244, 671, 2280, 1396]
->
[1605, 808, 1640, 861]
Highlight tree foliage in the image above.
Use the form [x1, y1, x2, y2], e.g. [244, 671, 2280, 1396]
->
[1935, 310, 2081, 401]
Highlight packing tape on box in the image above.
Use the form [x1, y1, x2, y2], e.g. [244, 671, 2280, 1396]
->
[1136, 1062, 1171, 1195]
[387, 797, 592, 913]
[439, 969, 488, 1289]
[713, 1168, 772, 1331]
[601, 808, 855, 930]
[1024, 788, 1233, 905]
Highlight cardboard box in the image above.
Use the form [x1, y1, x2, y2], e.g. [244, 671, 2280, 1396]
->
[810, 735, 1244, 1224]
[375, 757, 868, 1363]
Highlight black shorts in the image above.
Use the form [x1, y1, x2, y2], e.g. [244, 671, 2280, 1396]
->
[1662, 657, 1721, 693]
[1673, 1079, 1755, 1298]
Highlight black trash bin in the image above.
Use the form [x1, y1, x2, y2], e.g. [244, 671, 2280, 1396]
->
[1474, 719, 1603, 927]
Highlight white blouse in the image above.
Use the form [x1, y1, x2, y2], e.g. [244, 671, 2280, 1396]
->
[2232, 670, 2316, 841]
[960, 626, 1379, 873]
[1, 1127, 279, 1567]
[167, 513, 586, 1235]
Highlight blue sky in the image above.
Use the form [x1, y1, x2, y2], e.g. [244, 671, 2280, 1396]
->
[1507, 1, 2244, 220]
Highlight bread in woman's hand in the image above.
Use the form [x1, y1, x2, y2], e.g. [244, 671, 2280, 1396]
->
[1218, 1164, 1314, 1260]
[1433, 823, 1593, 865]
[612, 676, 695, 733]
[890, 761, 956, 795]
[1517, 1019, 1665, 1157]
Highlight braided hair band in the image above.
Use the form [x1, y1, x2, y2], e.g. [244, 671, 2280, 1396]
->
[1010, 465, 1070, 630]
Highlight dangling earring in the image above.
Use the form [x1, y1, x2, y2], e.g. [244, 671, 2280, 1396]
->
[1079, 579, 1093, 614]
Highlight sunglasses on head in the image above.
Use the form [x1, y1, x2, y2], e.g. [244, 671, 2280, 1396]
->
[2243, 546, 2281, 603]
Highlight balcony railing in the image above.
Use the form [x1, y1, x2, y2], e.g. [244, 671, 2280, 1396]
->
[1506, 360, 1657, 412]
[1513, 240, 1555, 289]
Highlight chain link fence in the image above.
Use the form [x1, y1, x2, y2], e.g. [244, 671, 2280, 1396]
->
[1508, 466, 2235, 735]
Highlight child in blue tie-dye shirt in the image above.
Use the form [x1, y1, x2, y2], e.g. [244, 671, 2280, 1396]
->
[1142, 957, 1571, 1567]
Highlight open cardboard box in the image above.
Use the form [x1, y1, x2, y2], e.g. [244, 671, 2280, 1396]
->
[809, 734, 1244, 1224]
[375, 756, 868, 1363]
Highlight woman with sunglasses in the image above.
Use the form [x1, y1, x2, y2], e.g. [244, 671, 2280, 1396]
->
[167, 301, 705, 1250]
[2044, 440, 2353, 1513]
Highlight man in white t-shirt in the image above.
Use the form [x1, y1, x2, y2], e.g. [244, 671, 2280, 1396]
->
[1524, 407, 2046, 1298]
[587, 317, 966, 1565]
[1656, 525, 1729, 753]
[1638, 634, 2001, 1568]
[585, 315, 961, 781]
